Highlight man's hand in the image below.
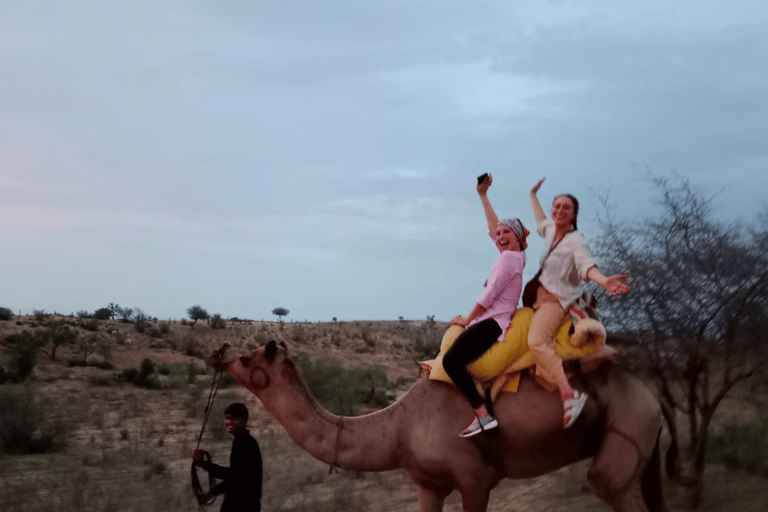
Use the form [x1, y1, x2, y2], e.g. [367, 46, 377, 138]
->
[192, 448, 206, 467]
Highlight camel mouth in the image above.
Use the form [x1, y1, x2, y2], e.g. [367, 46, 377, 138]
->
[206, 342, 238, 369]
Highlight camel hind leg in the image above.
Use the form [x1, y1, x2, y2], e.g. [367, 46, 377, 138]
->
[588, 427, 660, 512]
[641, 434, 667, 512]
[417, 484, 450, 512]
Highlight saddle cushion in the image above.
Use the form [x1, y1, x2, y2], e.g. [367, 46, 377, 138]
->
[421, 307, 605, 397]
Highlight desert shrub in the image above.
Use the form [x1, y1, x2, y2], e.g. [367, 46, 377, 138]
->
[116, 358, 160, 389]
[0, 384, 67, 454]
[155, 361, 206, 383]
[134, 311, 150, 333]
[0, 307, 13, 321]
[182, 334, 203, 357]
[2, 331, 45, 382]
[360, 323, 375, 348]
[158, 321, 171, 334]
[293, 353, 395, 415]
[36, 319, 80, 361]
[291, 322, 305, 342]
[707, 414, 768, 475]
[413, 324, 442, 359]
[92, 360, 115, 370]
[32, 309, 49, 322]
[210, 313, 225, 329]
[254, 324, 269, 345]
[78, 318, 100, 332]
[93, 307, 112, 320]
[88, 372, 114, 386]
[71, 332, 110, 365]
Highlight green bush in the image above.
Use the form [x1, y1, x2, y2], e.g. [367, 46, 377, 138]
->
[36, 319, 80, 361]
[155, 361, 206, 382]
[93, 307, 112, 320]
[32, 309, 49, 322]
[707, 414, 768, 475]
[0, 384, 66, 454]
[293, 353, 395, 416]
[116, 358, 160, 389]
[78, 318, 100, 332]
[210, 313, 226, 329]
[0, 307, 13, 321]
[2, 331, 45, 382]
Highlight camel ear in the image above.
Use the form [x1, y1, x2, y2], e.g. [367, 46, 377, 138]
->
[279, 340, 289, 357]
[265, 340, 278, 362]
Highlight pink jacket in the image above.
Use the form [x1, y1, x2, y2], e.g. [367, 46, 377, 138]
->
[468, 250, 525, 341]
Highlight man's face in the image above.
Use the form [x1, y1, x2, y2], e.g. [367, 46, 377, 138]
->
[224, 414, 247, 436]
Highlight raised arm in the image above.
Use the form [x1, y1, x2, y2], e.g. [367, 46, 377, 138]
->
[530, 177, 547, 224]
[477, 173, 499, 233]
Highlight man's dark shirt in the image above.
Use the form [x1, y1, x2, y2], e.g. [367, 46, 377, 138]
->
[204, 430, 262, 512]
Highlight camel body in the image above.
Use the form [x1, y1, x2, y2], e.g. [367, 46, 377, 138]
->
[207, 340, 665, 512]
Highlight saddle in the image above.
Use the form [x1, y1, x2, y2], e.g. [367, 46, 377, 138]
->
[419, 307, 616, 402]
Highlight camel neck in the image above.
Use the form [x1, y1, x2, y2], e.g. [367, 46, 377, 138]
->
[258, 366, 402, 472]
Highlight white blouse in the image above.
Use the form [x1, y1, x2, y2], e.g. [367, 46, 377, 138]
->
[536, 219, 597, 308]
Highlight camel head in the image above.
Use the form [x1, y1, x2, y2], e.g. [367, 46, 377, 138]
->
[206, 340, 291, 396]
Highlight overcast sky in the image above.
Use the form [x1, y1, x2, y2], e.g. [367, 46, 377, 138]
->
[2, 1, 766, 322]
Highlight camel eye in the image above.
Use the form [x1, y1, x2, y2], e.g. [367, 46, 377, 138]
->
[239, 355, 252, 367]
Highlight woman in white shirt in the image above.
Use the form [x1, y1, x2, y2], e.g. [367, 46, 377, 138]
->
[529, 178, 630, 428]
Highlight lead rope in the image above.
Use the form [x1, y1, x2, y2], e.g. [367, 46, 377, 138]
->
[191, 370, 224, 510]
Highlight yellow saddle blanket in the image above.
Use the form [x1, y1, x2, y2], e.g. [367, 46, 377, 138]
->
[420, 307, 606, 400]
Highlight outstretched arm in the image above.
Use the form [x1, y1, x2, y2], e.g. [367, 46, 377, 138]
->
[477, 174, 499, 233]
[586, 266, 631, 295]
[530, 177, 547, 224]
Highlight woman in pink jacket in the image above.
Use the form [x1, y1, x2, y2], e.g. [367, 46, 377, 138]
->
[443, 174, 529, 437]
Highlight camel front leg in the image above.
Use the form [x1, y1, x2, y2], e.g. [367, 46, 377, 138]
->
[459, 489, 491, 512]
[417, 484, 450, 512]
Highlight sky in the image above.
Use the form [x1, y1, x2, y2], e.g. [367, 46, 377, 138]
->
[2, 1, 767, 323]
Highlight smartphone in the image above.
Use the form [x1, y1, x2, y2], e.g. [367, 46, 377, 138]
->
[477, 173, 489, 184]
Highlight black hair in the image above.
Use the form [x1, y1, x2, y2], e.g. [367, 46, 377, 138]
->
[224, 402, 249, 419]
[554, 194, 579, 230]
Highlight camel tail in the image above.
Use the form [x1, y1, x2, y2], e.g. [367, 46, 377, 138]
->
[642, 431, 667, 512]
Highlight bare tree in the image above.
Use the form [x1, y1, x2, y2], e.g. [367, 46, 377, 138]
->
[593, 175, 768, 508]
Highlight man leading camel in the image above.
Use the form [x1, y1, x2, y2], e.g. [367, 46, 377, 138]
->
[192, 403, 263, 511]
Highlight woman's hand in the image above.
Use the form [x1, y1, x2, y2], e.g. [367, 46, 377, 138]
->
[531, 177, 545, 195]
[603, 274, 631, 295]
[450, 315, 469, 327]
[477, 173, 492, 195]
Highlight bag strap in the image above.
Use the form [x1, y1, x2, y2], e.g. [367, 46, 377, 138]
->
[539, 229, 576, 269]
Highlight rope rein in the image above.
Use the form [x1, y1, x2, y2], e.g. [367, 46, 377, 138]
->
[191, 369, 225, 509]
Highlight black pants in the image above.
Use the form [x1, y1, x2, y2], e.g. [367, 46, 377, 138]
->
[442, 319, 502, 409]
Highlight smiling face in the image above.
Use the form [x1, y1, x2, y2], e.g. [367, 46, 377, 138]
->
[494, 223, 522, 253]
[552, 195, 576, 230]
[224, 414, 248, 436]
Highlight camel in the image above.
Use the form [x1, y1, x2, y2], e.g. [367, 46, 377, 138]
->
[206, 337, 665, 512]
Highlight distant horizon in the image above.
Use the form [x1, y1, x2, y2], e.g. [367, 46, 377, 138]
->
[5, 308, 447, 324]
